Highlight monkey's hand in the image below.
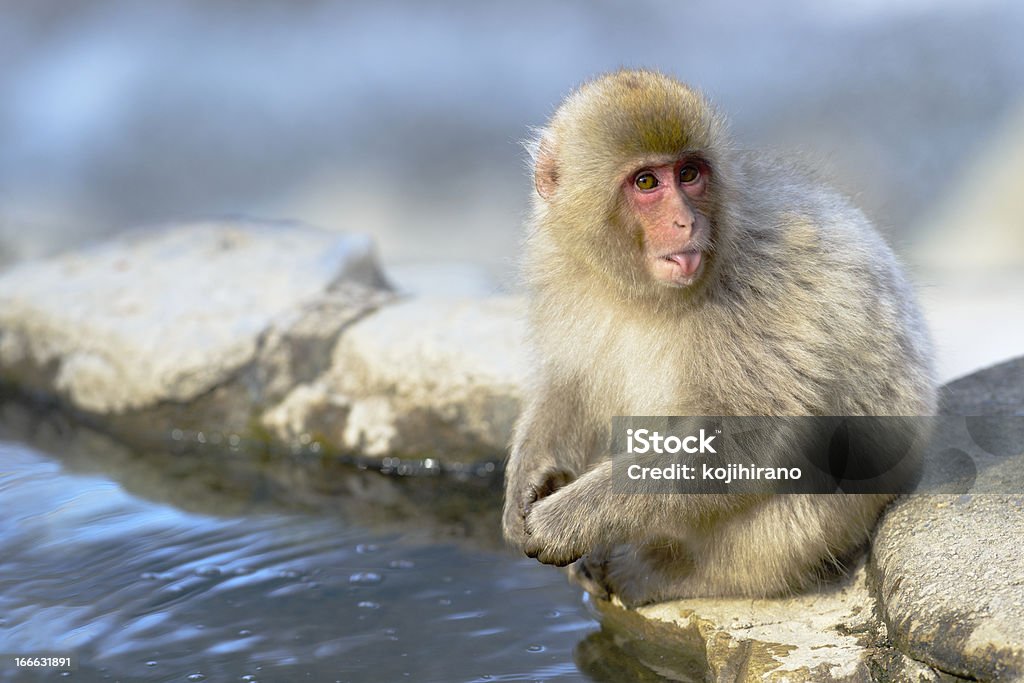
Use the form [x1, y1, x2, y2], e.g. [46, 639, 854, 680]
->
[522, 485, 591, 566]
[502, 466, 575, 548]
[522, 461, 615, 566]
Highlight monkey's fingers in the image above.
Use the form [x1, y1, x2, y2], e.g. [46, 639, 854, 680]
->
[524, 544, 581, 567]
[535, 469, 575, 498]
[521, 469, 576, 521]
[522, 525, 584, 566]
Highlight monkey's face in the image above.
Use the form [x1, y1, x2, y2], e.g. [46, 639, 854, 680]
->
[623, 157, 714, 288]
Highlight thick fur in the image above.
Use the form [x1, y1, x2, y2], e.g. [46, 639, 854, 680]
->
[502, 70, 937, 607]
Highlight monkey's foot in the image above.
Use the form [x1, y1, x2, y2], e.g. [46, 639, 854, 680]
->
[567, 548, 655, 607]
[567, 554, 610, 601]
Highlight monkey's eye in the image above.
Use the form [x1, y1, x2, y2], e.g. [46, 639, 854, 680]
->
[634, 172, 659, 191]
[679, 164, 700, 184]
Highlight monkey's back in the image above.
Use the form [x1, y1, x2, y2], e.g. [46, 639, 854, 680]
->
[722, 151, 936, 416]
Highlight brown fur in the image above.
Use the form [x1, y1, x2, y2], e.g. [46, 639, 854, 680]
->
[502, 70, 936, 607]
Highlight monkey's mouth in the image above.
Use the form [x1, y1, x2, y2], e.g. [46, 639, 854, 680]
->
[661, 250, 703, 279]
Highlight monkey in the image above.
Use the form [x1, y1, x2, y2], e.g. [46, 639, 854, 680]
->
[502, 69, 936, 607]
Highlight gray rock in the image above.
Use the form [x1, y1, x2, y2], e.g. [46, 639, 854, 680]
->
[261, 296, 527, 459]
[871, 357, 1024, 681]
[0, 221, 525, 463]
[0, 220, 393, 445]
[635, 564, 952, 682]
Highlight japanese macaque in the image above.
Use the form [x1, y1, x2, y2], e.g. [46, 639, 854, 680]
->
[502, 70, 936, 607]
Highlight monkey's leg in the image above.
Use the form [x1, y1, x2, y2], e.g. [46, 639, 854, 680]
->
[583, 509, 806, 605]
[673, 493, 890, 598]
[582, 495, 887, 606]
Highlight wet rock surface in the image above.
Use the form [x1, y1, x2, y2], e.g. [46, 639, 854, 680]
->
[634, 564, 954, 683]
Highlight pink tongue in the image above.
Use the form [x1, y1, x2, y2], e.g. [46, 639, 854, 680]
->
[670, 251, 702, 276]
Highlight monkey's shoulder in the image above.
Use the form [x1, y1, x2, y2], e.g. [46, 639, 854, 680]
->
[729, 153, 906, 295]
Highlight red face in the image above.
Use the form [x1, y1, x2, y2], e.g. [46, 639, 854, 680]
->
[623, 158, 712, 287]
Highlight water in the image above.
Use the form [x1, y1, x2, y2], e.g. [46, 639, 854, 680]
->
[0, 404, 703, 682]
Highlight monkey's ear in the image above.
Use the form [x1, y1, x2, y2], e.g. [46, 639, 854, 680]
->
[533, 136, 559, 201]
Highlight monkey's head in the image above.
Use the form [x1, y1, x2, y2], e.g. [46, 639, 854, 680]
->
[529, 70, 732, 301]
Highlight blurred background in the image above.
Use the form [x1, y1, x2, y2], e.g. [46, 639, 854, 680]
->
[1, 0, 1022, 380]
[2, 4, 1023, 680]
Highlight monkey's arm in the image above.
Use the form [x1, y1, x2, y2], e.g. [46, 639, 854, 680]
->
[523, 460, 757, 566]
[502, 377, 602, 548]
